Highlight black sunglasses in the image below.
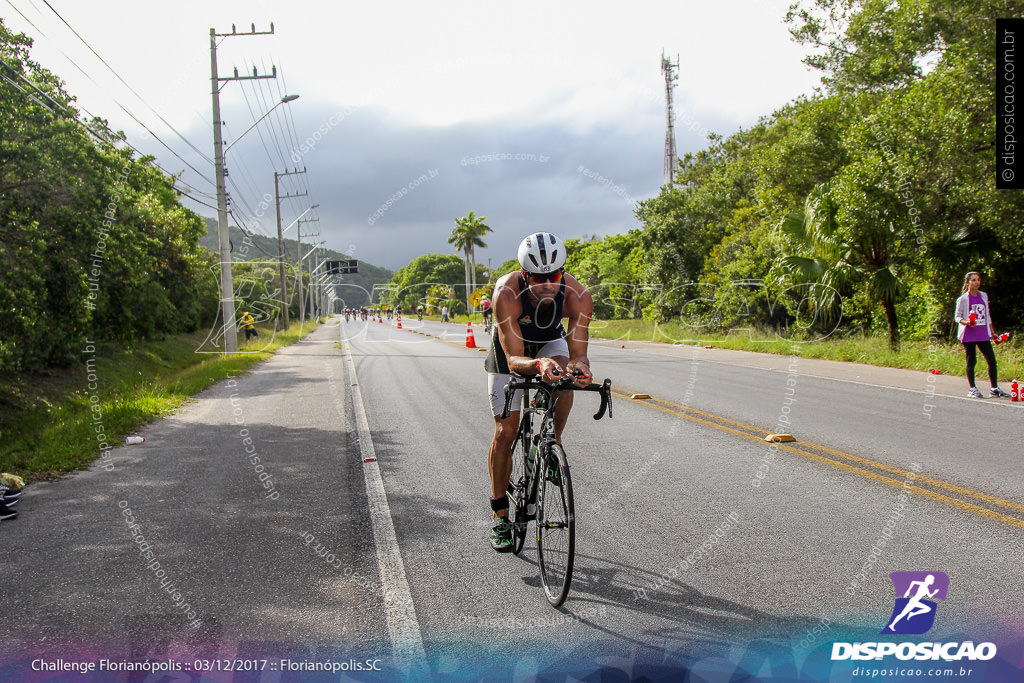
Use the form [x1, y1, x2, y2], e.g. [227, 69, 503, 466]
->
[524, 269, 564, 284]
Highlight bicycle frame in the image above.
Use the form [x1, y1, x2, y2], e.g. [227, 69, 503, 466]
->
[500, 372, 612, 605]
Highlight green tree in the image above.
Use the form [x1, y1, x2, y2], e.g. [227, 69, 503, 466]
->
[1, 19, 218, 377]
[786, 0, 1024, 332]
[387, 253, 475, 312]
[778, 182, 912, 349]
[564, 233, 645, 319]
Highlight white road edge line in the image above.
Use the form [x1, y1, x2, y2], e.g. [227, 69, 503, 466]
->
[343, 339, 428, 672]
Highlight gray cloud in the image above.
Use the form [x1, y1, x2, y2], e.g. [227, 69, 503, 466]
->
[185, 97, 743, 273]
[285, 107, 665, 270]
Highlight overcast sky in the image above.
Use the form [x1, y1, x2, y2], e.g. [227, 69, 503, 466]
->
[4, 0, 823, 271]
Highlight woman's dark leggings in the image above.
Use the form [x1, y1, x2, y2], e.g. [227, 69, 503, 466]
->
[964, 341, 997, 388]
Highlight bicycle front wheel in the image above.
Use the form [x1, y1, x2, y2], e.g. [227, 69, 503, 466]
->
[506, 423, 533, 555]
[537, 443, 574, 607]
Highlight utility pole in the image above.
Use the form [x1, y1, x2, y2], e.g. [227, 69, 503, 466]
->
[211, 22, 276, 353]
[661, 50, 679, 186]
[313, 250, 324, 319]
[313, 249, 325, 319]
[297, 223, 320, 325]
[274, 168, 307, 327]
[302, 241, 326, 320]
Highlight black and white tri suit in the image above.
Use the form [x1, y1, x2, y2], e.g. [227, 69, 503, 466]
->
[485, 273, 570, 415]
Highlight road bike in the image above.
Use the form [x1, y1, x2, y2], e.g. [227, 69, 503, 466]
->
[500, 370, 613, 606]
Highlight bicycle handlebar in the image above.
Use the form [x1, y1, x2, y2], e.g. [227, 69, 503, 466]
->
[500, 371, 613, 421]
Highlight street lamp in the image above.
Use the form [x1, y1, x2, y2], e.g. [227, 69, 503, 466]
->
[224, 95, 299, 153]
[282, 204, 317, 235]
[212, 91, 299, 353]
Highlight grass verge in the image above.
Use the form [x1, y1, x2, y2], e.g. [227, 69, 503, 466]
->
[0, 320, 321, 480]
[588, 319, 1024, 381]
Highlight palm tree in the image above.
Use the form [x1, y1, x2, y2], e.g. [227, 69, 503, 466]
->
[448, 220, 473, 309]
[778, 185, 906, 349]
[448, 211, 491, 310]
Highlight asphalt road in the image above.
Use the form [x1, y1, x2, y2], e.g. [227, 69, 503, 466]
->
[2, 315, 1021, 681]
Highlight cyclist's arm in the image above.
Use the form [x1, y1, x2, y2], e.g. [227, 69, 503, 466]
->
[563, 275, 593, 387]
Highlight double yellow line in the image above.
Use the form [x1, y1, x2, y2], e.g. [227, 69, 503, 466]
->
[612, 388, 1024, 530]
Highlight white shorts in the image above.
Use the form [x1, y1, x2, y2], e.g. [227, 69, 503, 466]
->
[486, 337, 569, 416]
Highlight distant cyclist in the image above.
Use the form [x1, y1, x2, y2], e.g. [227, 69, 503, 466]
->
[417, 304, 424, 321]
[484, 232, 593, 552]
[481, 297, 493, 332]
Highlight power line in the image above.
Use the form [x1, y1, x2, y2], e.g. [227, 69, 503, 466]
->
[1, 61, 222, 218]
[268, 62, 317, 218]
[243, 59, 289, 170]
[38, 0, 215, 166]
[5, 0, 216, 191]
[261, 59, 293, 169]
[275, 60, 304, 160]
[222, 119, 272, 217]
[232, 65, 314, 223]
[274, 62, 301, 153]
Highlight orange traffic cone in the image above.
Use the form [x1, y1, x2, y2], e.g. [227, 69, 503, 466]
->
[397, 315, 402, 329]
[465, 322, 476, 348]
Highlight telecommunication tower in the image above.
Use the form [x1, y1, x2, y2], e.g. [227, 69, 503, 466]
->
[661, 50, 679, 185]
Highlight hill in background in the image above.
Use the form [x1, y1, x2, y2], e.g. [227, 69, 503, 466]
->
[200, 218, 392, 308]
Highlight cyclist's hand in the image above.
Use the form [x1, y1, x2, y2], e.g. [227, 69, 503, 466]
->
[537, 357, 559, 382]
[569, 362, 592, 388]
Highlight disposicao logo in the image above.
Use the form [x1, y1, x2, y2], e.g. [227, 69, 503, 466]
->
[831, 571, 997, 662]
[881, 571, 948, 635]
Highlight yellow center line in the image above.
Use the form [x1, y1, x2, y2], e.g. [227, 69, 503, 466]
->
[611, 386, 1024, 530]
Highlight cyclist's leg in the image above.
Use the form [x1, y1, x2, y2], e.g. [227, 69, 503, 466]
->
[553, 388, 574, 442]
[487, 373, 522, 519]
[488, 414, 519, 518]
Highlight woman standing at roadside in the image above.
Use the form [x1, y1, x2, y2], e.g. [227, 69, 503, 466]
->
[955, 271, 1010, 398]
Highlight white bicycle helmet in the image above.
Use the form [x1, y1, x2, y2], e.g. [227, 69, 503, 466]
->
[517, 232, 566, 274]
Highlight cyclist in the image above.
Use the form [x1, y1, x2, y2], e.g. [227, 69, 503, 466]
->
[417, 304, 424, 321]
[484, 232, 593, 552]
[481, 297, 493, 332]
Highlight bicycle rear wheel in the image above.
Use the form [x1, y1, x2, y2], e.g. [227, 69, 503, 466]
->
[537, 443, 574, 606]
[505, 422, 533, 555]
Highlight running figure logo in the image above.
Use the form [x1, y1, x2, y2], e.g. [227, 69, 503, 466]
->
[881, 571, 949, 635]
